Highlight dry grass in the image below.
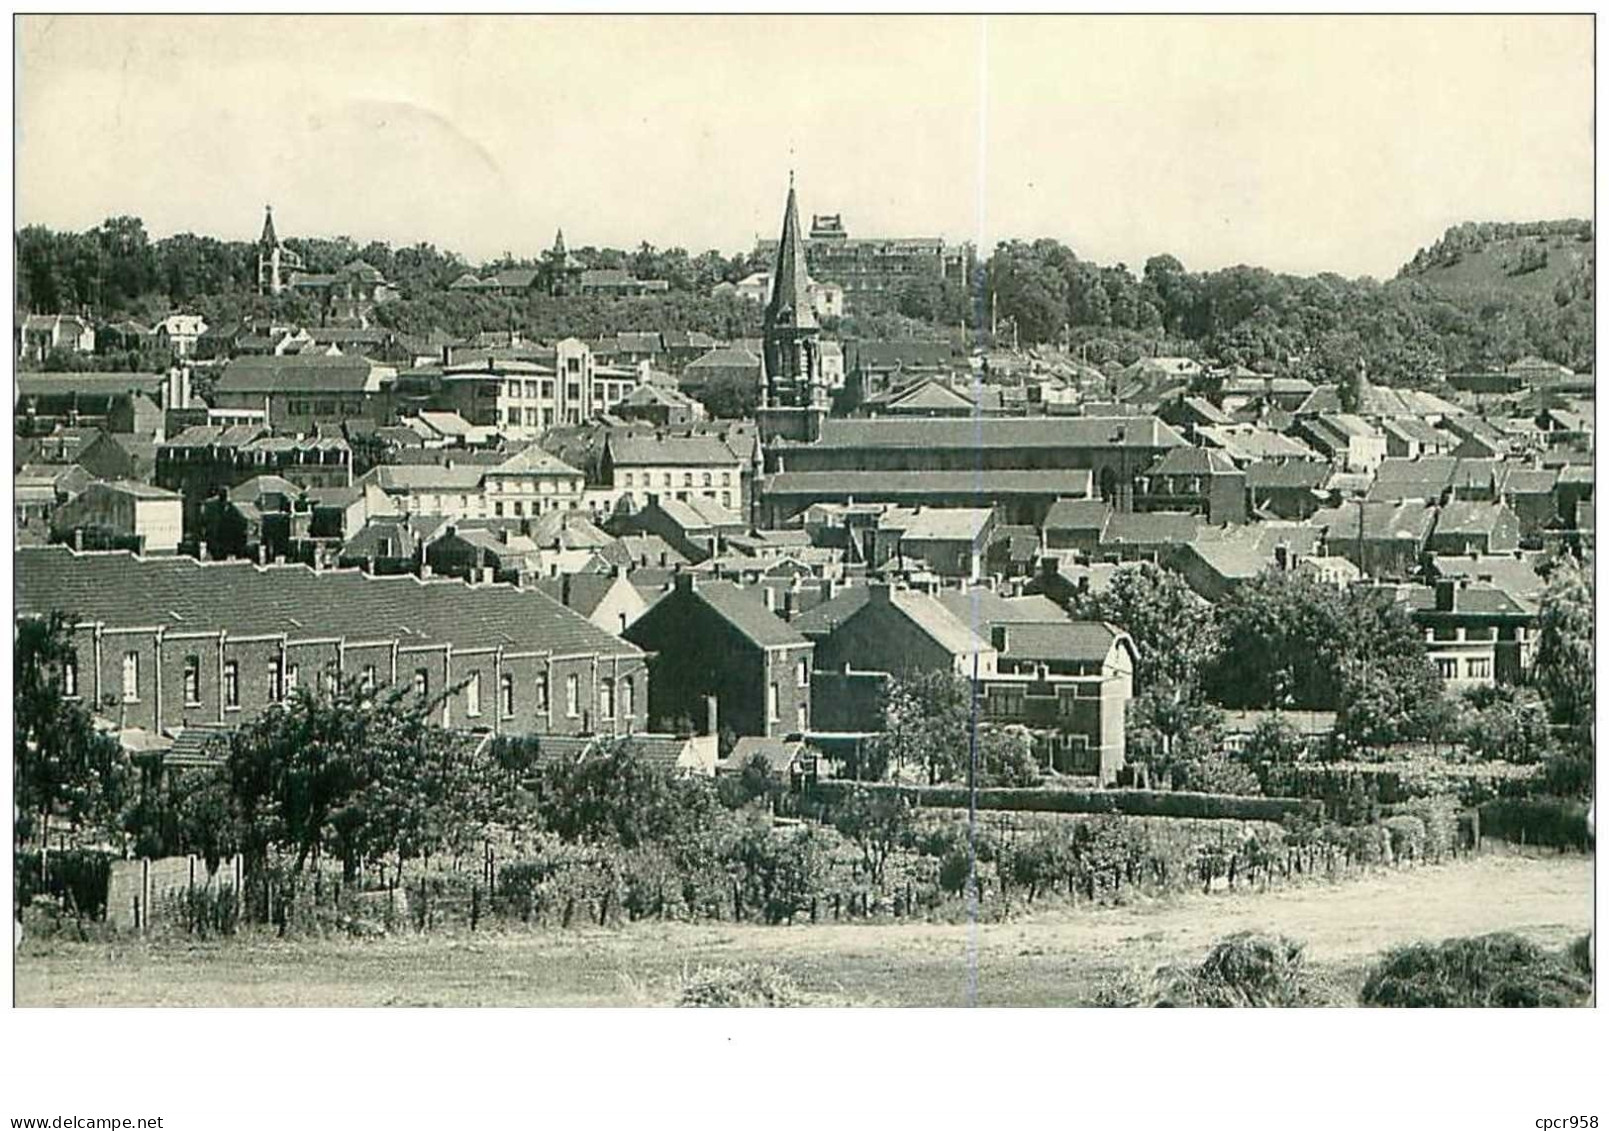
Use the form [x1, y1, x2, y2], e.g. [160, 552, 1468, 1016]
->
[14, 848, 1592, 1007]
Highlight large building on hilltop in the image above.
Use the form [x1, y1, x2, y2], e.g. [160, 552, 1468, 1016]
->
[756, 211, 972, 311]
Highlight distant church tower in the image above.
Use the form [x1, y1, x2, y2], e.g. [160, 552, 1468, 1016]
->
[257, 205, 286, 296]
[757, 175, 829, 444]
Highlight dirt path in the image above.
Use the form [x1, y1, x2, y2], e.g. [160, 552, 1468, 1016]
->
[15, 849, 1592, 1007]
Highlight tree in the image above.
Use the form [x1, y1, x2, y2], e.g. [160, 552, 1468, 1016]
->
[694, 370, 760, 419]
[979, 726, 1041, 787]
[1127, 679, 1225, 788]
[831, 788, 912, 887]
[870, 671, 975, 785]
[1458, 685, 1554, 764]
[1238, 713, 1307, 767]
[1533, 555, 1594, 754]
[14, 614, 130, 851]
[1067, 562, 1219, 690]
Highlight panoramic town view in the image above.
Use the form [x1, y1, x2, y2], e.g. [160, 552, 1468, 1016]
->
[10, 15, 1595, 1019]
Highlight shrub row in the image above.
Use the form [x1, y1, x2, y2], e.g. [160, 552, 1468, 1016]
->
[808, 782, 1320, 823]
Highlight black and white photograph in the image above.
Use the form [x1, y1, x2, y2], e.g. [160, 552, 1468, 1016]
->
[4, 10, 1602, 1122]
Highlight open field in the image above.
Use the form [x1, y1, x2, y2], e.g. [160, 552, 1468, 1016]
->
[15, 848, 1592, 1007]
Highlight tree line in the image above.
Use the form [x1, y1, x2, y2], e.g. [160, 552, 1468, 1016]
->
[19, 215, 1590, 376]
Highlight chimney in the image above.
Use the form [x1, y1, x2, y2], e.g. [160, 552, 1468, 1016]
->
[823, 577, 838, 601]
[1435, 577, 1456, 613]
[562, 574, 574, 605]
[673, 571, 694, 594]
[991, 625, 1009, 652]
[705, 694, 719, 738]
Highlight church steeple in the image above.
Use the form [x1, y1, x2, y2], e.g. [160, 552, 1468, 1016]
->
[766, 172, 817, 332]
[552, 228, 567, 257]
[260, 204, 279, 249]
[760, 174, 825, 425]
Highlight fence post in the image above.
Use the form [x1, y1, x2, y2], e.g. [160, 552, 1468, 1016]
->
[140, 858, 150, 937]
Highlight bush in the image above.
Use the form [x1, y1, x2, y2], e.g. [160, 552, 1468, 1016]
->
[1478, 797, 1592, 849]
[1381, 815, 1426, 864]
[676, 964, 812, 1007]
[1361, 933, 1592, 1007]
[1156, 932, 1324, 1007]
[1567, 933, 1593, 978]
[13, 849, 115, 920]
[1396, 797, 1460, 862]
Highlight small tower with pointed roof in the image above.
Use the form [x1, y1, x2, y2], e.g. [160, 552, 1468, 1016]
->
[256, 205, 303, 297]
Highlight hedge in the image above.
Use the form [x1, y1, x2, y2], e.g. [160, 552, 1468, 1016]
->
[807, 782, 1320, 823]
[1477, 796, 1593, 850]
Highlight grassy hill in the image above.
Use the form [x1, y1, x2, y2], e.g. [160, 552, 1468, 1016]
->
[1396, 219, 1594, 303]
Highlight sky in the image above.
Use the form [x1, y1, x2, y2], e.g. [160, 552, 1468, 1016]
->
[13, 14, 1595, 279]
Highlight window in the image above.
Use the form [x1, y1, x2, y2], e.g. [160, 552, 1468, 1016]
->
[1434, 658, 1458, 680]
[536, 672, 550, 713]
[465, 672, 481, 717]
[121, 651, 140, 702]
[183, 655, 201, 706]
[797, 704, 808, 733]
[322, 669, 339, 697]
[768, 682, 779, 723]
[565, 674, 579, 717]
[224, 661, 240, 709]
[1466, 656, 1492, 680]
[414, 669, 429, 698]
[988, 686, 1026, 717]
[501, 673, 515, 718]
[721, 492, 731, 507]
[622, 676, 635, 718]
[702, 472, 712, 487]
[683, 472, 693, 487]
[599, 678, 615, 720]
[285, 664, 299, 695]
[796, 658, 809, 688]
[270, 657, 285, 702]
[494, 502, 504, 517]
[63, 656, 78, 698]
[722, 472, 732, 486]
[360, 665, 377, 694]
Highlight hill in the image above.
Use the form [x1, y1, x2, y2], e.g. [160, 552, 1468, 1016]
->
[1396, 219, 1594, 304]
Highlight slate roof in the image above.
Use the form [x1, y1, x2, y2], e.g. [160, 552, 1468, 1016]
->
[1313, 500, 1438, 542]
[1100, 511, 1204, 546]
[678, 580, 810, 649]
[608, 434, 740, 466]
[215, 355, 392, 395]
[1433, 500, 1515, 537]
[892, 507, 993, 542]
[15, 546, 641, 658]
[535, 733, 700, 771]
[1196, 425, 1316, 463]
[1043, 498, 1114, 532]
[1429, 553, 1547, 602]
[17, 372, 168, 397]
[766, 470, 1096, 498]
[532, 573, 627, 619]
[1145, 447, 1240, 476]
[792, 417, 1188, 452]
[934, 590, 1067, 631]
[361, 465, 487, 492]
[994, 622, 1128, 664]
[487, 447, 584, 478]
[1244, 461, 1333, 490]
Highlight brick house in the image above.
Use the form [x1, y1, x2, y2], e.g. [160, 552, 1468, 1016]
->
[624, 575, 813, 739]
